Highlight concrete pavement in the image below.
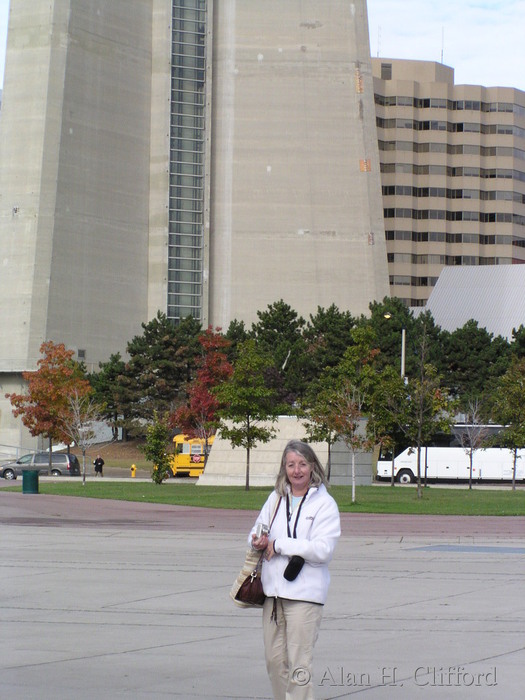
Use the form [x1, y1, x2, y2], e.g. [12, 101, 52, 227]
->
[0, 491, 524, 699]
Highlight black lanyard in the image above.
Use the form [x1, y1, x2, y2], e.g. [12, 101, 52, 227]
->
[286, 492, 307, 538]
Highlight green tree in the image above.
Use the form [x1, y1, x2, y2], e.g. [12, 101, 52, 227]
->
[89, 352, 126, 440]
[442, 320, 510, 403]
[114, 312, 201, 434]
[367, 300, 447, 380]
[331, 327, 381, 502]
[323, 380, 374, 504]
[491, 356, 525, 490]
[366, 364, 408, 486]
[215, 339, 282, 490]
[302, 304, 356, 382]
[510, 325, 525, 359]
[365, 297, 416, 375]
[303, 326, 379, 502]
[369, 324, 455, 498]
[224, 319, 250, 364]
[142, 413, 172, 484]
[301, 375, 340, 481]
[250, 300, 307, 407]
[412, 310, 449, 379]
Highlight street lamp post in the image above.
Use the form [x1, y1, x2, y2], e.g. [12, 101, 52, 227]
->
[400, 327, 406, 381]
[383, 311, 408, 486]
[384, 312, 406, 382]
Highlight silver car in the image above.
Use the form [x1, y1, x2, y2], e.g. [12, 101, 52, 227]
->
[0, 452, 81, 480]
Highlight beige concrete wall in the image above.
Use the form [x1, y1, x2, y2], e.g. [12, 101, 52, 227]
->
[47, 0, 151, 367]
[147, 0, 171, 320]
[0, 375, 38, 454]
[372, 58, 454, 85]
[199, 415, 375, 487]
[208, 0, 389, 328]
[198, 416, 327, 487]
[0, 0, 70, 371]
[0, 0, 153, 450]
[0, 0, 152, 375]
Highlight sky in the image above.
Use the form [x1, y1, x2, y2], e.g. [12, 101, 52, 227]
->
[0, 1, 524, 91]
[366, 0, 525, 90]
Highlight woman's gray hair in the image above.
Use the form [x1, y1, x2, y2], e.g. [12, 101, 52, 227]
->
[274, 440, 328, 496]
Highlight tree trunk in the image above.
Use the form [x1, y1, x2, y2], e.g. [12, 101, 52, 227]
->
[245, 446, 250, 491]
[351, 451, 356, 503]
[82, 449, 87, 487]
[245, 417, 250, 491]
[416, 443, 422, 499]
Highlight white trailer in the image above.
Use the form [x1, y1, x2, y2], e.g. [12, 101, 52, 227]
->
[376, 446, 525, 484]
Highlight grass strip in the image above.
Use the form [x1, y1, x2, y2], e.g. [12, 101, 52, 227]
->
[8, 481, 525, 516]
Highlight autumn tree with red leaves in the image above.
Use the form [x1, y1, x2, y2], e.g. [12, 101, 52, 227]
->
[6, 341, 92, 452]
[171, 328, 233, 459]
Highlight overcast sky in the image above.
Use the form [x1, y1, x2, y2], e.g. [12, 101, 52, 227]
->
[0, 1, 524, 91]
[367, 0, 525, 90]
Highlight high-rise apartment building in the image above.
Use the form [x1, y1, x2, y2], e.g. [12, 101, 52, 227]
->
[0, 0, 388, 449]
[372, 59, 525, 306]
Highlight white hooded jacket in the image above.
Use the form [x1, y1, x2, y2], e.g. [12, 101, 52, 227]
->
[248, 484, 340, 605]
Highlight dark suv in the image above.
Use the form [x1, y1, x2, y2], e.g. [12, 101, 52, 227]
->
[0, 452, 81, 480]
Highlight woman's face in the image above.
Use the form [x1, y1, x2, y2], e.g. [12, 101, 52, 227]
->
[285, 450, 313, 495]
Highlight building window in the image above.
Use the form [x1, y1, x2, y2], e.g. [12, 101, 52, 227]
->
[381, 63, 392, 80]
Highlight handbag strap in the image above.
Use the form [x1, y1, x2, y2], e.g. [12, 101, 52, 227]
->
[269, 495, 282, 533]
[254, 496, 282, 572]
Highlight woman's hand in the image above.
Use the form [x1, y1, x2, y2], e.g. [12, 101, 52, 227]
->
[251, 533, 269, 551]
[263, 540, 276, 561]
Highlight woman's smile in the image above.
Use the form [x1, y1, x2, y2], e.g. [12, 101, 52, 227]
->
[285, 451, 312, 495]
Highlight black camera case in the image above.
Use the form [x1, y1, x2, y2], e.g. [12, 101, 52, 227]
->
[283, 555, 305, 581]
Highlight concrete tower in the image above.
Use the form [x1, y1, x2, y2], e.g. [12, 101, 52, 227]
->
[0, 0, 389, 451]
[0, 0, 152, 448]
[207, 0, 389, 327]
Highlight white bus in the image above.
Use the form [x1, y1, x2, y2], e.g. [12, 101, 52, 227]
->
[376, 445, 525, 483]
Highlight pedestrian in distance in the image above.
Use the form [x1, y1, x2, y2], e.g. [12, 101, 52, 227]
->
[93, 455, 104, 477]
[250, 440, 341, 700]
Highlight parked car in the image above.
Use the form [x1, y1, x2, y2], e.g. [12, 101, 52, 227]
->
[0, 452, 81, 480]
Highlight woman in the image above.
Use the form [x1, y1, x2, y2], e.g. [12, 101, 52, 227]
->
[250, 440, 341, 700]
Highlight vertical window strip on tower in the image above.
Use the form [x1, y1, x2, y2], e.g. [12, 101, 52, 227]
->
[169, 0, 207, 323]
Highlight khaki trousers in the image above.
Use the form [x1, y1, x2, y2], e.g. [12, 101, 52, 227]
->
[262, 597, 323, 700]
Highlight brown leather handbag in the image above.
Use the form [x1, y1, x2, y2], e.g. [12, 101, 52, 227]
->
[230, 497, 282, 608]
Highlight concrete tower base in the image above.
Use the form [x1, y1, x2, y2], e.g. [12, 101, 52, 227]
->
[198, 416, 327, 487]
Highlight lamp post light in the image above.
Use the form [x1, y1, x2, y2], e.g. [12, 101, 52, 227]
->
[384, 312, 406, 382]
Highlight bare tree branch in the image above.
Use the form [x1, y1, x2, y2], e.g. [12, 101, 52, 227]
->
[59, 390, 105, 485]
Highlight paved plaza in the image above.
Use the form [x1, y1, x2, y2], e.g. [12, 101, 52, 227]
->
[0, 490, 524, 699]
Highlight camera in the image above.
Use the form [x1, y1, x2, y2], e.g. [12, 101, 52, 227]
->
[255, 523, 269, 538]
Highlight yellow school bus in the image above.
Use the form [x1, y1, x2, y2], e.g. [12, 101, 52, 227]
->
[167, 433, 215, 477]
